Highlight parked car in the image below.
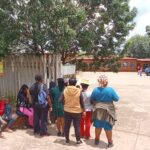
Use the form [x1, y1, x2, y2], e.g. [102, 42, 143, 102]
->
[144, 67, 150, 76]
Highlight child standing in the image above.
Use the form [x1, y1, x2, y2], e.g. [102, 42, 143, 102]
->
[80, 79, 92, 139]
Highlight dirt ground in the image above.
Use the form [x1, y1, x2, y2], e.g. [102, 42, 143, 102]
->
[0, 72, 150, 150]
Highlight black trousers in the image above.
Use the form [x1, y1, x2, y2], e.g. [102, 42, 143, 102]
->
[33, 105, 48, 134]
[64, 111, 81, 141]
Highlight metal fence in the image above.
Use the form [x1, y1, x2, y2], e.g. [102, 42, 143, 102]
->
[0, 54, 61, 97]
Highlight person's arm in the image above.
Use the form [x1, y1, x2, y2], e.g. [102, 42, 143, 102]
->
[111, 88, 119, 102]
[47, 95, 52, 109]
[29, 84, 34, 96]
[26, 89, 32, 104]
[90, 88, 97, 105]
[59, 94, 64, 104]
[80, 93, 85, 111]
[44, 84, 52, 108]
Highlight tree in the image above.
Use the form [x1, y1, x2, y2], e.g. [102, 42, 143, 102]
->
[0, 1, 20, 56]
[76, 0, 137, 70]
[0, 0, 86, 62]
[124, 35, 150, 58]
[146, 25, 150, 37]
[0, 0, 137, 70]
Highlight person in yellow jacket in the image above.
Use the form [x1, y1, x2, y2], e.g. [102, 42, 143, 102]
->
[60, 78, 84, 144]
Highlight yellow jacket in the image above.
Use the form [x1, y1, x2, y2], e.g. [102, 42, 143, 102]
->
[64, 86, 83, 113]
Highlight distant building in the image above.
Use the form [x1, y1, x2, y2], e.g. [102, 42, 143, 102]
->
[120, 57, 150, 72]
[77, 57, 150, 72]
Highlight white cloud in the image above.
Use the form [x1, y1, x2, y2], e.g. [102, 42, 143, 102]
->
[129, 0, 150, 37]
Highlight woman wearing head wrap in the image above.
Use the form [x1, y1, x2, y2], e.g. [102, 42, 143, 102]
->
[91, 75, 119, 147]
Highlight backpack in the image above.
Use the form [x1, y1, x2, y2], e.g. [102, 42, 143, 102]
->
[37, 84, 47, 108]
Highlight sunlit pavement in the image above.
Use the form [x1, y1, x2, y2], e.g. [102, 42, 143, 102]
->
[0, 72, 150, 150]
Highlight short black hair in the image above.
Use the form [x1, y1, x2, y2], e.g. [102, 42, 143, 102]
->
[35, 74, 43, 82]
[57, 78, 65, 91]
[49, 81, 56, 89]
[81, 83, 89, 89]
[76, 85, 80, 89]
[69, 78, 77, 86]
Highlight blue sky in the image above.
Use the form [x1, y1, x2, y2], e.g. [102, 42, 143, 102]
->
[129, 0, 150, 37]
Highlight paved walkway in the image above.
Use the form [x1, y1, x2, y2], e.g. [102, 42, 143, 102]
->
[0, 72, 150, 150]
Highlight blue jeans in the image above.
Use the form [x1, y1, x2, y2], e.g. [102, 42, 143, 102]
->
[3, 104, 16, 128]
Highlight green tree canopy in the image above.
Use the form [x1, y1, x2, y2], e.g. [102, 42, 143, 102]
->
[77, 0, 137, 70]
[0, 0, 137, 70]
[146, 25, 150, 37]
[0, 0, 86, 61]
[124, 35, 150, 58]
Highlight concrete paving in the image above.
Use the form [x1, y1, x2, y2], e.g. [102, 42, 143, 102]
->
[0, 72, 150, 150]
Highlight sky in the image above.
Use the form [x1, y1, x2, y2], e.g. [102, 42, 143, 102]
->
[129, 0, 150, 37]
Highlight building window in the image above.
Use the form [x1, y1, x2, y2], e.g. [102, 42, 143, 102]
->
[122, 62, 128, 67]
[130, 62, 135, 68]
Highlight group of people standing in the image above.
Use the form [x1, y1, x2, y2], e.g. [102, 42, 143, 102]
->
[0, 74, 119, 148]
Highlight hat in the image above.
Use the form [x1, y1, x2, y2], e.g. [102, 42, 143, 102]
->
[81, 79, 89, 85]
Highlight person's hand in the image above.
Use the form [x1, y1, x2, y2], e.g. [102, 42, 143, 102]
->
[49, 107, 52, 112]
[27, 89, 30, 94]
[82, 112, 86, 118]
[115, 107, 118, 110]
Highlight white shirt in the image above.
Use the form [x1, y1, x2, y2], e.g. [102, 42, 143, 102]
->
[82, 91, 92, 111]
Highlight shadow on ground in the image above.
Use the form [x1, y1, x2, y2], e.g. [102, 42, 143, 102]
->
[53, 136, 108, 149]
[83, 138, 108, 149]
[25, 124, 58, 138]
[54, 139, 77, 146]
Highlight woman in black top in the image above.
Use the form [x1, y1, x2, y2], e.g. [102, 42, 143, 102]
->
[16, 84, 33, 127]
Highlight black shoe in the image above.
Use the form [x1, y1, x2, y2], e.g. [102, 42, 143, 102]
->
[61, 133, 65, 137]
[94, 139, 99, 145]
[27, 125, 33, 129]
[76, 140, 82, 144]
[107, 142, 113, 148]
[34, 131, 40, 135]
[40, 132, 50, 137]
[66, 139, 70, 143]
[57, 132, 61, 136]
